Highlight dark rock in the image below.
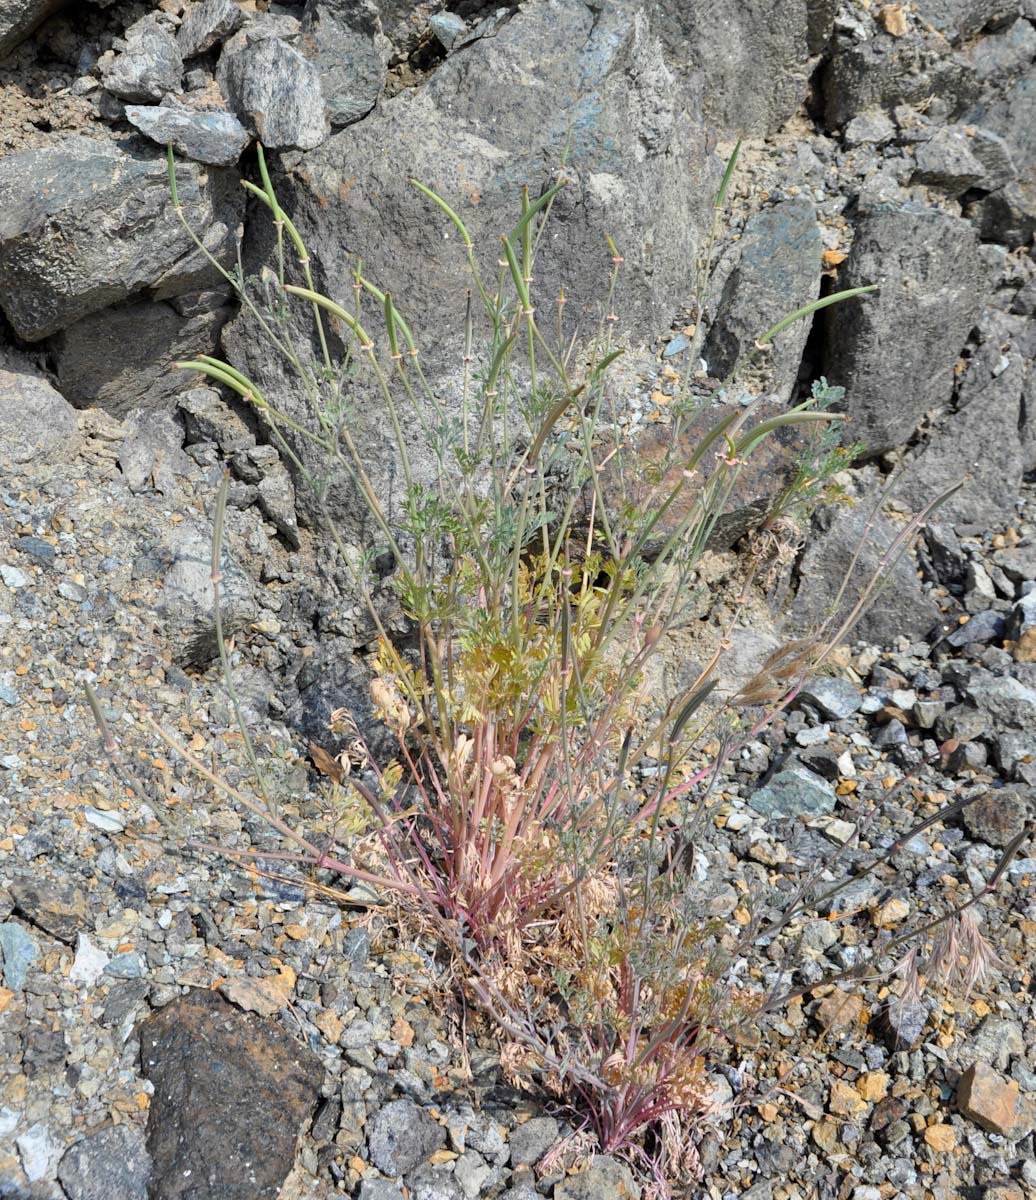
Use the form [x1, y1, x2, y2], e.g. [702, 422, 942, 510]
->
[844, 109, 896, 146]
[748, 765, 836, 820]
[9, 875, 90, 944]
[177, 0, 245, 58]
[1005, 592, 1036, 640]
[139, 989, 323, 1200]
[101, 979, 151, 1027]
[217, 35, 329, 150]
[961, 785, 1032, 848]
[912, 0, 1018, 41]
[963, 70, 1036, 194]
[647, 0, 818, 135]
[178, 387, 256, 452]
[126, 104, 251, 165]
[58, 1124, 150, 1200]
[301, 0, 387, 127]
[946, 610, 1005, 647]
[100, 16, 184, 103]
[367, 1099, 446, 1177]
[823, 207, 988, 456]
[876, 996, 928, 1050]
[968, 128, 1018, 190]
[790, 477, 941, 644]
[0, 369, 80, 468]
[257, 465, 301, 548]
[923, 523, 966, 587]
[969, 15, 1036, 81]
[797, 676, 863, 720]
[703, 198, 821, 398]
[0, 137, 242, 341]
[358, 1181, 406, 1200]
[53, 297, 233, 417]
[0, 0, 64, 58]
[288, 643, 398, 761]
[14, 536, 57, 568]
[972, 180, 1036, 249]
[554, 1156, 640, 1200]
[963, 670, 1036, 727]
[913, 125, 986, 195]
[428, 11, 466, 51]
[873, 717, 908, 748]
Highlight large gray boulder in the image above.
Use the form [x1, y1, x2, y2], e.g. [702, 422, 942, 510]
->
[216, 34, 329, 150]
[822, 206, 989, 457]
[222, 0, 719, 539]
[0, 368, 80, 466]
[0, 0, 64, 58]
[0, 137, 242, 341]
[301, 0, 388, 127]
[646, 0, 827, 135]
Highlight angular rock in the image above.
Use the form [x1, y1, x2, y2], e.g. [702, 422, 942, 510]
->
[961, 785, 1032, 848]
[648, 0, 818, 135]
[554, 1156, 640, 1200]
[958, 1062, 1035, 1139]
[748, 765, 836, 820]
[963, 671, 1036, 728]
[153, 515, 256, 667]
[0, 0, 64, 58]
[969, 14, 1036, 81]
[968, 128, 1017, 191]
[301, 0, 387, 127]
[178, 387, 256, 452]
[58, 1124, 151, 1200]
[963, 68, 1036, 188]
[140, 989, 324, 1200]
[797, 676, 863, 720]
[217, 35, 329, 150]
[972, 179, 1036, 249]
[823, 207, 988, 456]
[0, 921, 39, 989]
[913, 0, 1018, 41]
[69, 934, 110, 988]
[100, 17, 184, 102]
[16, 1123, 63, 1183]
[844, 109, 896, 147]
[223, 0, 719, 542]
[117, 408, 195, 495]
[0, 368, 79, 466]
[126, 104, 250, 165]
[9, 875, 89, 943]
[945, 609, 1005, 647]
[0, 137, 242, 341]
[52, 295, 233, 417]
[428, 11, 466, 51]
[177, 0, 245, 58]
[508, 1117, 559, 1167]
[913, 125, 986, 196]
[367, 1099, 446, 1176]
[703, 198, 821, 398]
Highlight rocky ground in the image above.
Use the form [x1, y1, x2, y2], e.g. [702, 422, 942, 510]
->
[1, 0, 1035, 1198]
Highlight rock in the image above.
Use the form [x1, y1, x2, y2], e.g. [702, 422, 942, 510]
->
[154, 515, 256, 667]
[117, 408, 195, 496]
[913, 125, 987, 195]
[648, 0, 820, 135]
[876, 996, 928, 1049]
[0, 921, 39, 989]
[177, 0, 245, 58]
[58, 1124, 151, 1200]
[0, 137, 242, 341]
[963, 671, 1036, 727]
[358, 1181, 405, 1200]
[1006, 592, 1036, 640]
[958, 1062, 1035, 1139]
[53, 297, 233, 417]
[140, 989, 324, 1200]
[923, 522, 966, 587]
[823, 207, 989, 456]
[993, 545, 1036, 584]
[301, 0, 387, 126]
[844, 109, 896, 146]
[962, 68, 1036, 197]
[223, 0, 718, 541]
[16, 1122, 63, 1182]
[969, 1017, 1025, 1072]
[994, 730, 1036, 781]
[945, 610, 1005, 647]
[797, 676, 863, 720]
[0, 0, 64, 57]
[973, 179, 1036, 249]
[257, 464, 301, 548]
[791, 478, 940, 644]
[126, 104, 251, 165]
[913, 0, 1018, 41]
[554, 1156, 640, 1200]
[873, 717, 908, 748]
[703, 198, 821, 398]
[367, 1099, 446, 1176]
[968, 128, 1018, 191]
[748, 765, 837, 820]
[100, 16, 184, 102]
[508, 1117, 559, 1167]
[961, 785, 1032, 848]
[219, 968, 296, 1016]
[0, 369, 80, 465]
[970, 14, 1036, 81]
[9, 875, 89, 943]
[69, 934, 110, 988]
[217, 35, 329, 150]
[179, 388, 256, 452]
[407, 1163, 465, 1200]
[428, 11, 466, 51]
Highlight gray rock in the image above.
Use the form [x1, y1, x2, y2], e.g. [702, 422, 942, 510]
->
[1006, 591, 1036, 640]
[963, 69, 1036, 191]
[141, 989, 323, 1200]
[257, 465, 300, 548]
[0, 0, 64, 58]
[100, 17, 184, 102]
[0, 921, 39, 989]
[101, 979, 151, 1028]
[177, 0, 245, 58]
[358, 1182, 404, 1200]
[126, 104, 250, 165]
[748, 765, 837, 820]
[968, 1016, 1025, 1071]
[406, 1163, 465, 1200]
[970, 13, 1036, 80]
[52, 295, 233, 417]
[823, 207, 988, 456]
[873, 717, 908, 748]
[703, 198, 821, 398]
[179, 388, 256, 452]
[913, 0, 1018, 41]
[16, 1123, 63, 1183]
[968, 127, 1017, 190]
[946, 609, 1005, 647]
[223, 0, 718, 543]
[923, 522, 966, 587]
[301, 0, 387, 126]
[961, 785, 1032, 848]
[508, 1117, 559, 1167]
[963, 672, 1036, 728]
[993, 544, 1036, 584]
[0, 137, 242, 341]
[0, 369, 80, 465]
[117, 408, 194, 496]
[217, 35, 329, 150]
[9, 875, 89, 943]
[155, 515, 256, 667]
[996, 731, 1036, 783]
[648, 0, 818, 135]
[972, 179, 1036, 249]
[58, 1124, 151, 1200]
[554, 1156, 640, 1200]
[913, 125, 986, 196]
[844, 109, 896, 146]
[368, 1100, 446, 1177]
[429, 11, 466, 51]
[797, 676, 863, 720]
